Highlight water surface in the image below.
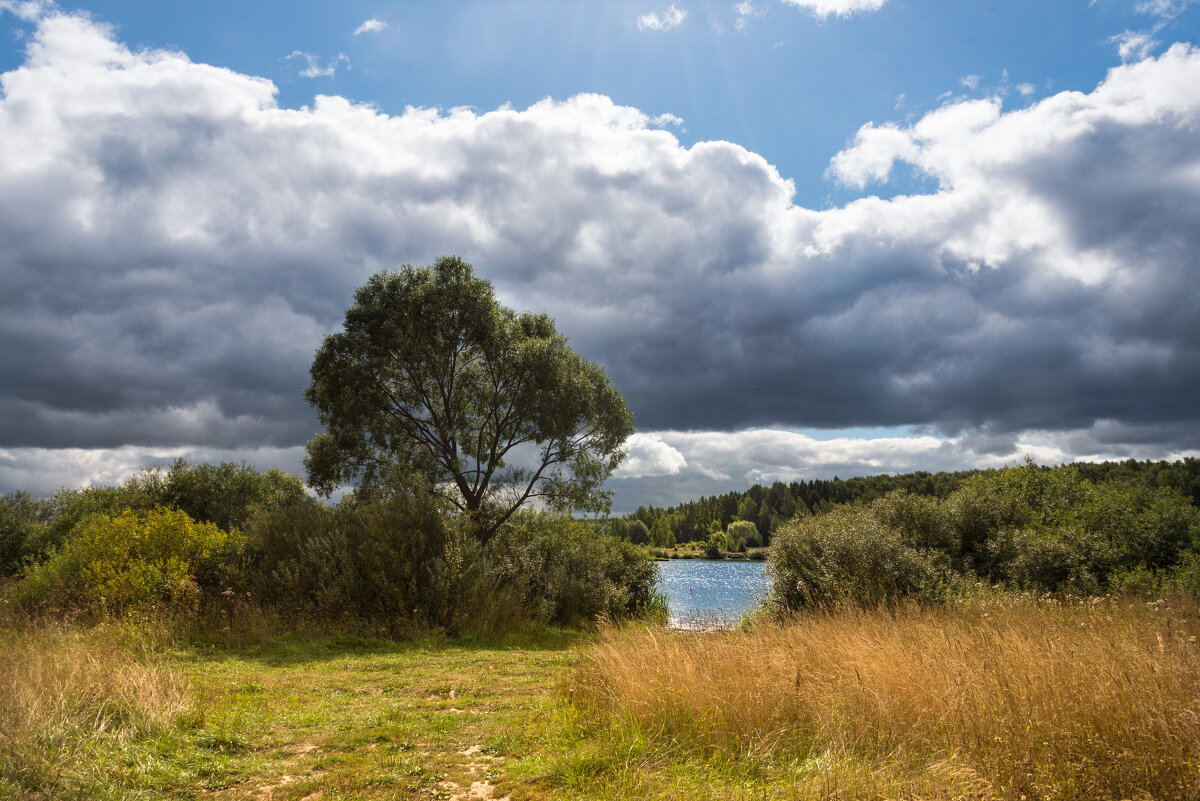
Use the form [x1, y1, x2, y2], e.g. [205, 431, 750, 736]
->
[656, 559, 769, 627]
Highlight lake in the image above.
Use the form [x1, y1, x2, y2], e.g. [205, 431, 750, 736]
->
[656, 558, 770, 627]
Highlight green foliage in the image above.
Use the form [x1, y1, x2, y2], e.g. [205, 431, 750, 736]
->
[28, 479, 168, 564]
[769, 460, 1200, 611]
[244, 481, 504, 630]
[620, 470, 979, 545]
[4, 461, 304, 577]
[11, 507, 244, 617]
[304, 256, 635, 543]
[0, 491, 42, 576]
[626, 519, 649, 545]
[245, 480, 659, 631]
[962, 462, 1200, 591]
[769, 504, 948, 610]
[726, 519, 761, 550]
[704, 532, 725, 559]
[159, 459, 307, 532]
[491, 513, 659, 625]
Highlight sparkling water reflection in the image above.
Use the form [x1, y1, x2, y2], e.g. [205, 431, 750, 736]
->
[656, 559, 769, 628]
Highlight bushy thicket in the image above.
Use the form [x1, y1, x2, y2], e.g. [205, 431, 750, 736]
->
[0, 459, 304, 577]
[770, 460, 1200, 610]
[490, 512, 660, 625]
[1, 463, 659, 632]
[623, 456, 1200, 549]
[9, 507, 245, 618]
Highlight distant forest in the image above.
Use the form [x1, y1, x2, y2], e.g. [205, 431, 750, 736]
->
[611, 458, 1200, 548]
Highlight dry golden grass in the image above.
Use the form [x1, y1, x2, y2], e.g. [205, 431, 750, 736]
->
[0, 620, 193, 798]
[571, 597, 1200, 800]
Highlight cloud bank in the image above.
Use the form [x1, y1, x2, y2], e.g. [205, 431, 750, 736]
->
[2, 10, 1199, 503]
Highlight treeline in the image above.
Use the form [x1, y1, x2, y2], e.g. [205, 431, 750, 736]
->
[611, 457, 1200, 549]
[769, 459, 1200, 610]
[0, 460, 660, 633]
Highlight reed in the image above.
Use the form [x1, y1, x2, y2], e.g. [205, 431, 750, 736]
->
[571, 597, 1200, 799]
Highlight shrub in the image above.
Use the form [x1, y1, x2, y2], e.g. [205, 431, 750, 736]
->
[727, 520, 761, 550]
[704, 533, 725, 559]
[769, 504, 948, 610]
[957, 462, 1200, 593]
[873, 490, 956, 553]
[23, 482, 166, 568]
[160, 459, 307, 532]
[10, 507, 244, 618]
[491, 513, 659, 625]
[0, 491, 42, 576]
[244, 481, 524, 633]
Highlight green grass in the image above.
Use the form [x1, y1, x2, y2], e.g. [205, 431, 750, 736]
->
[165, 629, 586, 800]
[7, 600, 1200, 800]
[2, 623, 584, 800]
[4, 620, 849, 800]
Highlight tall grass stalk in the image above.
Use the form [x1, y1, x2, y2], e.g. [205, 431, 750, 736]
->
[571, 598, 1200, 799]
[0, 620, 192, 798]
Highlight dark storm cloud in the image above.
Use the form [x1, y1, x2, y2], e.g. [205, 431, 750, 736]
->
[2, 10, 1200, 496]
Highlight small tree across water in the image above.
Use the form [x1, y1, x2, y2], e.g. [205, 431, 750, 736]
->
[304, 256, 634, 543]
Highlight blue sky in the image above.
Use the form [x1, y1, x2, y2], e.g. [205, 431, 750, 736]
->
[1, 0, 1199, 510]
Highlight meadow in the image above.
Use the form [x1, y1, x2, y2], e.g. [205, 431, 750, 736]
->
[4, 458, 1200, 799]
[4, 595, 1199, 800]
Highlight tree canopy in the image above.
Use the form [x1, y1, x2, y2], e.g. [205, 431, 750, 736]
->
[304, 256, 634, 542]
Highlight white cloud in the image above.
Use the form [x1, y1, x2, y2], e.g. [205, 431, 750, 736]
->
[614, 433, 688, 479]
[1016, 82, 1036, 96]
[638, 4, 687, 31]
[286, 50, 350, 78]
[960, 73, 982, 90]
[779, 0, 887, 19]
[0, 0, 51, 22]
[1110, 29, 1160, 62]
[1136, 0, 1196, 19]
[733, 0, 764, 30]
[827, 121, 918, 185]
[2, 11, 1200, 507]
[650, 112, 684, 128]
[354, 18, 388, 35]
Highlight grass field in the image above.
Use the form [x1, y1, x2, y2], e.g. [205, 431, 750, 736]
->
[3, 598, 1200, 800]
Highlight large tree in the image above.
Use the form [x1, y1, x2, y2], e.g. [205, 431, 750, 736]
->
[304, 256, 634, 543]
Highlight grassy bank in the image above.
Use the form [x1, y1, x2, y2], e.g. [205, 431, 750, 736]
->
[5, 597, 1199, 800]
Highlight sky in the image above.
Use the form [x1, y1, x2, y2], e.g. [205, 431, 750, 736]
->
[0, 0, 1198, 513]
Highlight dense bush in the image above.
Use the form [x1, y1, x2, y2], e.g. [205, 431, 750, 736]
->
[10, 507, 244, 617]
[158, 459, 308, 532]
[244, 488, 659, 630]
[1, 461, 305, 578]
[770, 504, 950, 610]
[770, 461, 1200, 610]
[0, 491, 41, 576]
[491, 513, 660, 625]
[18, 481, 164, 572]
[2, 463, 662, 632]
[726, 519, 761, 550]
[244, 485, 514, 631]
